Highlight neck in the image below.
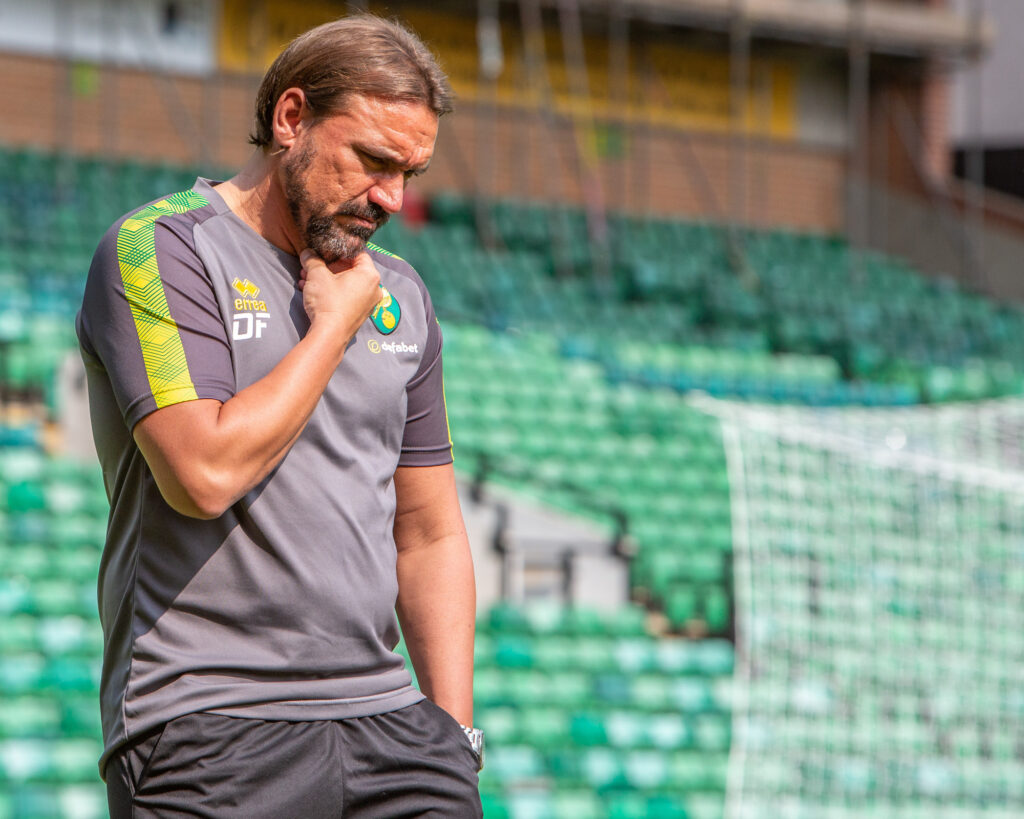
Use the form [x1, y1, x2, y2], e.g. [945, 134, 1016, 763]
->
[215, 149, 303, 257]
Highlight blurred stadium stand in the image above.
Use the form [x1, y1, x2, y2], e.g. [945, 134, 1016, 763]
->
[2, 1, 1023, 817]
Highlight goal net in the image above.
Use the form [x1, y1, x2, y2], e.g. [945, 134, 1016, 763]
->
[691, 395, 1024, 819]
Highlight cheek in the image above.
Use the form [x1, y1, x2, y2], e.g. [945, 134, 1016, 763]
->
[331, 152, 375, 188]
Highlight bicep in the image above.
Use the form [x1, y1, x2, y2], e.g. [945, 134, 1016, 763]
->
[133, 398, 223, 473]
[132, 399, 226, 518]
[393, 463, 466, 551]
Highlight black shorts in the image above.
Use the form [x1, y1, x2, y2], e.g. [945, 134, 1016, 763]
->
[105, 700, 482, 818]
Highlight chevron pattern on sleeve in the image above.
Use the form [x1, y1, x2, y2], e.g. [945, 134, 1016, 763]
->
[116, 190, 210, 409]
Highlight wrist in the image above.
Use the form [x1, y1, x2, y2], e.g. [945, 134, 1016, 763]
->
[305, 314, 356, 358]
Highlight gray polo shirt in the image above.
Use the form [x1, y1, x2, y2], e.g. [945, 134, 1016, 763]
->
[76, 179, 453, 776]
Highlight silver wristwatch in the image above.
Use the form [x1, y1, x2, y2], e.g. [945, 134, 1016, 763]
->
[459, 724, 485, 771]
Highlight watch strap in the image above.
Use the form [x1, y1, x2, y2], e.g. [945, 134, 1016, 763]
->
[459, 723, 485, 771]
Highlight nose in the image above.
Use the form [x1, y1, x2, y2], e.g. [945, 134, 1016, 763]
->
[368, 174, 404, 215]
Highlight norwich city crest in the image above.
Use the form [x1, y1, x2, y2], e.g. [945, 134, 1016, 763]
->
[370, 286, 401, 335]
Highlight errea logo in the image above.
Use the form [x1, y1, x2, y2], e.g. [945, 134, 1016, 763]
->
[230, 277, 271, 341]
[367, 339, 419, 355]
[232, 278, 261, 298]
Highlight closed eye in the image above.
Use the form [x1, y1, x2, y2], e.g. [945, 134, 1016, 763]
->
[358, 150, 390, 171]
[357, 148, 429, 181]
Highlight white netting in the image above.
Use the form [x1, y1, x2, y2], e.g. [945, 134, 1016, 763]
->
[691, 396, 1024, 819]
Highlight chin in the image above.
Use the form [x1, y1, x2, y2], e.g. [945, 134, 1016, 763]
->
[310, 230, 370, 264]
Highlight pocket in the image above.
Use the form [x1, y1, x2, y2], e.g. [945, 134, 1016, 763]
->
[421, 700, 481, 770]
[122, 721, 170, 797]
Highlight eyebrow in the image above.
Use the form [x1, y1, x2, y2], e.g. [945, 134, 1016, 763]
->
[359, 144, 431, 175]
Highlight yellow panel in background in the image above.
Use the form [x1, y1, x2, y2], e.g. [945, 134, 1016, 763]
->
[396, 8, 479, 94]
[402, 8, 795, 138]
[218, 0, 256, 73]
[645, 45, 731, 129]
[219, 0, 346, 73]
[265, 1, 348, 61]
[218, 2, 796, 139]
[767, 64, 797, 139]
[643, 44, 796, 137]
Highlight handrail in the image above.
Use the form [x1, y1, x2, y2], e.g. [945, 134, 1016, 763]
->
[468, 447, 632, 558]
[465, 446, 634, 604]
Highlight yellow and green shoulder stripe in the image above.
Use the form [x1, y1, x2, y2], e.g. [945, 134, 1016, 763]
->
[116, 190, 209, 408]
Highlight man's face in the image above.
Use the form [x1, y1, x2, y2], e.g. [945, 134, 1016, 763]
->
[281, 94, 438, 263]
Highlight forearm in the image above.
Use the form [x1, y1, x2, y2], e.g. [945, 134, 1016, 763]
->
[204, 321, 348, 484]
[396, 535, 476, 726]
[135, 318, 349, 518]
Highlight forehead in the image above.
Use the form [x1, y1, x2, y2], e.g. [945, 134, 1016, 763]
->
[313, 95, 438, 158]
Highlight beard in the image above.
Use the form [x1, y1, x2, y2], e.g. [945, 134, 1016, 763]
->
[281, 142, 390, 263]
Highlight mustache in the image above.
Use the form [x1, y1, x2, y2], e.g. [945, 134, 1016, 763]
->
[335, 202, 389, 228]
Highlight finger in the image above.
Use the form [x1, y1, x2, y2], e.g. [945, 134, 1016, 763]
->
[349, 253, 381, 286]
[300, 248, 327, 272]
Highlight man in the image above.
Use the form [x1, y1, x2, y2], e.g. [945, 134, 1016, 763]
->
[76, 15, 482, 817]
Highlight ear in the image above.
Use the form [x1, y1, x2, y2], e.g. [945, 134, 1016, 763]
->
[271, 88, 309, 151]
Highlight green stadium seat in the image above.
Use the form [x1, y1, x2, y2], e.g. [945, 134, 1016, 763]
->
[59, 698, 101, 740]
[486, 745, 546, 783]
[0, 581, 32, 617]
[693, 714, 730, 752]
[30, 580, 95, 618]
[543, 671, 590, 708]
[551, 790, 603, 819]
[593, 673, 633, 706]
[684, 793, 725, 819]
[613, 639, 657, 675]
[44, 657, 101, 694]
[570, 712, 608, 747]
[473, 668, 505, 707]
[580, 747, 625, 789]
[519, 707, 571, 750]
[479, 791, 510, 819]
[671, 677, 714, 713]
[0, 617, 37, 654]
[493, 635, 534, 669]
[624, 748, 670, 788]
[37, 617, 102, 656]
[0, 699, 60, 740]
[0, 740, 51, 783]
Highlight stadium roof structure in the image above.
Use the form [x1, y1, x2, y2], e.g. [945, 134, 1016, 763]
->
[566, 0, 992, 58]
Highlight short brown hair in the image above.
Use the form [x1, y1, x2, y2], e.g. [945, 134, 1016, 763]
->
[249, 14, 454, 148]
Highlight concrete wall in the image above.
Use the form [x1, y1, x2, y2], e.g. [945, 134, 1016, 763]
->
[860, 178, 1024, 302]
[950, 0, 1024, 147]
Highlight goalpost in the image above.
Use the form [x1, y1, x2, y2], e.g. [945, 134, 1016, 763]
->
[691, 395, 1024, 819]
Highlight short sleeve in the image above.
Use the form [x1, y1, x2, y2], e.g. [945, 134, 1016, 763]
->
[398, 289, 453, 467]
[77, 208, 235, 431]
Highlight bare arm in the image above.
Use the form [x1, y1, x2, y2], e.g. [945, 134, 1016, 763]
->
[133, 250, 382, 519]
[394, 463, 476, 727]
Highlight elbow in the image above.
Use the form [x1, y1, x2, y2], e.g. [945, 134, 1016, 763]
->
[169, 495, 230, 521]
[133, 408, 245, 519]
[156, 467, 238, 520]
